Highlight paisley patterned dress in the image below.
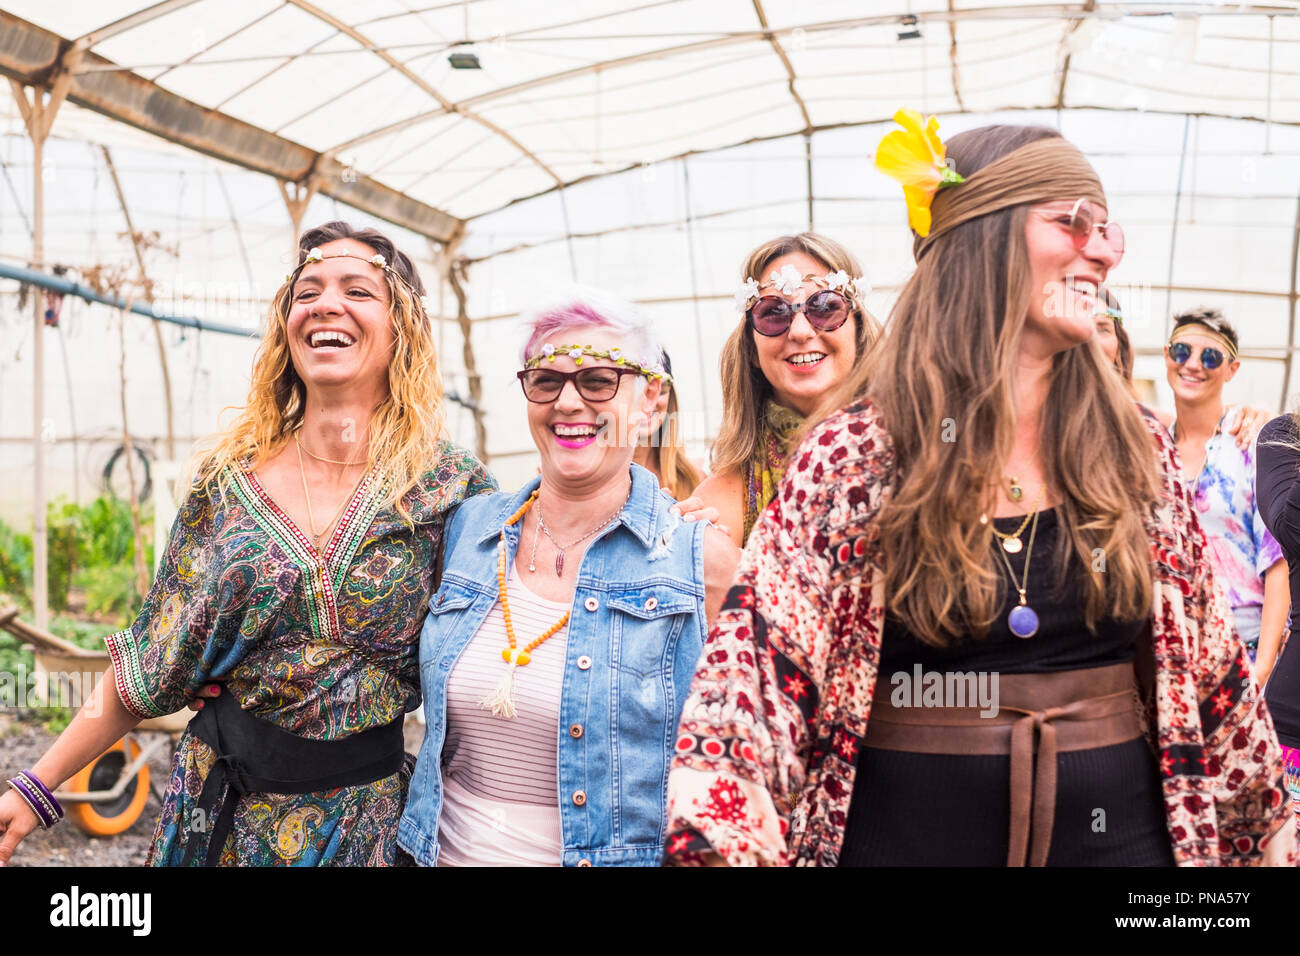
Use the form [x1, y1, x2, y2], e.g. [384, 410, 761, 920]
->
[105, 442, 495, 866]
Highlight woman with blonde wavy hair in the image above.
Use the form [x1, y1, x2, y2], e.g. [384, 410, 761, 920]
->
[0, 221, 493, 867]
[665, 117, 1295, 866]
[693, 233, 880, 546]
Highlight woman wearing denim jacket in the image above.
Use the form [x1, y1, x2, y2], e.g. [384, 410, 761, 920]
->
[398, 290, 738, 866]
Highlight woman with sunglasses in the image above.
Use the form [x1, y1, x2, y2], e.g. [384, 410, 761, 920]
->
[692, 234, 881, 546]
[1163, 309, 1288, 670]
[398, 290, 738, 866]
[665, 116, 1294, 866]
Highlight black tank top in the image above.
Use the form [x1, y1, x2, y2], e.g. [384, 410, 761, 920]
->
[838, 508, 1174, 866]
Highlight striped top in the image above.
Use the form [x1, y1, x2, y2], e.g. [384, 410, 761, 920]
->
[443, 564, 570, 802]
[439, 564, 570, 864]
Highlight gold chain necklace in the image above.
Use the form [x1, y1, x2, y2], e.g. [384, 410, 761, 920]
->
[993, 505, 1043, 638]
[294, 435, 363, 548]
[982, 483, 1046, 553]
[480, 491, 571, 719]
[295, 429, 366, 467]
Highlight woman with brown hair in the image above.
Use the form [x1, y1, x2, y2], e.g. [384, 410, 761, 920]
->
[664, 115, 1294, 866]
[692, 233, 881, 546]
[1094, 285, 1134, 385]
[0, 221, 493, 866]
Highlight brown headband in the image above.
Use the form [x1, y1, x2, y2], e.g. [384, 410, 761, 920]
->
[917, 138, 1107, 260]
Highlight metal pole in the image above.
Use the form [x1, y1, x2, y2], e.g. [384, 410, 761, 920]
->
[1163, 114, 1192, 335]
[32, 127, 46, 629]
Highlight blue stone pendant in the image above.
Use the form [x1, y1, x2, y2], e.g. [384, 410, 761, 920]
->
[1008, 603, 1039, 639]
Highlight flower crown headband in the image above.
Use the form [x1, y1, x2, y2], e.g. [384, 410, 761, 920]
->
[524, 343, 673, 385]
[735, 264, 871, 313]
[284, 247, 423, 301]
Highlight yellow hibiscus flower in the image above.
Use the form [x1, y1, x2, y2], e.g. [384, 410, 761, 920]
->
[874, 109, 964, 236]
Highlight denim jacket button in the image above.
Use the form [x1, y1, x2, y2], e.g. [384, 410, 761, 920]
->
[569, 723, 584, 739]
[435, 593, 445, 606]
[576, 859, 592, 867]
[577, 655, 592, 670]
[644, 596, 658, 611]
[584, 597, 599, 612]
[572, 790, 587, 806]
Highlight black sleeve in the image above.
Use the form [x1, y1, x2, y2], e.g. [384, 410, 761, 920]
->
[1256, 415, 1300, 556]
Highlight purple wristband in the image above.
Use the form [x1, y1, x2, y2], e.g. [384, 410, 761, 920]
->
[17, 770, 63, 822]
[7, 771, 62, 829]
[8, 776, 56, 829]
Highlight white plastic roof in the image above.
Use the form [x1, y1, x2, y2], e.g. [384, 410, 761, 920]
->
[1, 1, 1299, 508]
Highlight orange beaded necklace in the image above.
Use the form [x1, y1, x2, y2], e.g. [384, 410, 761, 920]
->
[479, 490, 571, 719]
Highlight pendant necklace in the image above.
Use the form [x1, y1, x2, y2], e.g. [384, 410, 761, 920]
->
[993, 505, 1043, 639]
[985, 483, 1046, 554]
[532, 493, 627, 576]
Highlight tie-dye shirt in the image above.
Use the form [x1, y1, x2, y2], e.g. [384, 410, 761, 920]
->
[1172, 412, 1283, 609]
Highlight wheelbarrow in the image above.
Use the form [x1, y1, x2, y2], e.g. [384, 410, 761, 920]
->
[0, 604, 187, 836]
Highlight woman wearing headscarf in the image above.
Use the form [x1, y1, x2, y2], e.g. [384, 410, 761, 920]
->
[663, 114, 1294, 867]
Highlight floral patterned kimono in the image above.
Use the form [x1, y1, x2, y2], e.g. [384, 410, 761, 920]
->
[664, 401, 1296, 866]
[106, 442, 494, 866]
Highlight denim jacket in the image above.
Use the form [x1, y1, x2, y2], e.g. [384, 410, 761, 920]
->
[398, 464, 709, 866]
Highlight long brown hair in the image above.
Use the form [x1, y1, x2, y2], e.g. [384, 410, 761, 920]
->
[193, 221, 447, 522]
[711, 233, 882, 475]
[827, 126, 1161, 643]
[1101, 286, 1134, 385]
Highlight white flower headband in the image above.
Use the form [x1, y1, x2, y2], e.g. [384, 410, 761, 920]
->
[734, 263, 872, 312]
[285, 247, 422, 300]
[524, 343, 672, 384]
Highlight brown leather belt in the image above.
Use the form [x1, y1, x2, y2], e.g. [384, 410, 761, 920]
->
[864, 662, 1143, 867]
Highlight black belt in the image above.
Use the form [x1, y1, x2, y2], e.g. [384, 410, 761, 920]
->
[180, 689, 406, 867]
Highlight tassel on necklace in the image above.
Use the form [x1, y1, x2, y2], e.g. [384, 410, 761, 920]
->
[480, 661, 520, 719]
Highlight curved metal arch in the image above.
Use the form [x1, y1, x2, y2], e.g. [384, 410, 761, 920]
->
[282, 0, 564, 186]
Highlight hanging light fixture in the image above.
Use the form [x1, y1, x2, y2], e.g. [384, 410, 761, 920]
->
[898, 14, 922, 41]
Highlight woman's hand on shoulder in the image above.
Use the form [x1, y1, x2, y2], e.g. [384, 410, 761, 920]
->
[1226, 404, 1270, 450]
[687, 470, 745, 548]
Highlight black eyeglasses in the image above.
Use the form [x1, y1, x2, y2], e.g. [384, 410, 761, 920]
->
[1168, 341, 1226, 370]
[747, 290, 852, 337]
[517, 367, 640, 403]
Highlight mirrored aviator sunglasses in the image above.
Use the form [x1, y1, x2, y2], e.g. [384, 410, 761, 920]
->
[1168, 341, 1225, 370]
[748, 290, 851, 337]
[1069, 198, 1125, 262]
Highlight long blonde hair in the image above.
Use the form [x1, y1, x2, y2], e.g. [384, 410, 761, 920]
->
[711, 233, 882, 475]
[193, 221, 447, 523]
[825, 126, 1161, 644]
[650, 367, 703, 500]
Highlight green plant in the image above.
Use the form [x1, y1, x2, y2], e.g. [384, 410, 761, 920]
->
[73, 564, 141, 623]
[0, 519, 33, 609]
[47, 500, 81, 612]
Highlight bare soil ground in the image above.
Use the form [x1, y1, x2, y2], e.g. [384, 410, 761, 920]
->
[0, 709, 428, 867]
